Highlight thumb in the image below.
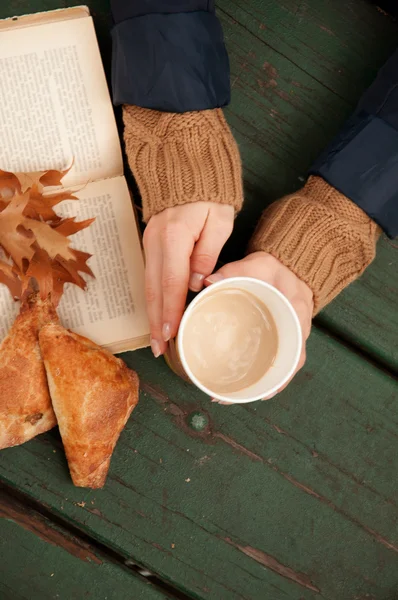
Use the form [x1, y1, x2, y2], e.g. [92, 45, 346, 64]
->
[189, 209, 233, 292]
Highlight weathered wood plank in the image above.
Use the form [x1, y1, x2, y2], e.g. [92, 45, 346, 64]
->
[219, 0, 398, 103]
[0, 333, 397, 600]
[318, 236, 398, 371]
[0, 492, 169, 600]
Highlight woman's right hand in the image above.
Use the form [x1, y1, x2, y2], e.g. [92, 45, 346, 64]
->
[143, 201, 234, 358]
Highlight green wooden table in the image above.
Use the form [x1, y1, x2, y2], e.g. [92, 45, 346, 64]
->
[1, 1, 397, 599]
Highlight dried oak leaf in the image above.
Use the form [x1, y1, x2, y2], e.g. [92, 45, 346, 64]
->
[6, 164, 73, 194]
[25, 219, 75, 262]
[24, 189, 79, 222]
[54, 217, 95, 237]
[0, 169, 21, 196]
[0, 193, 36, 269]
[0, 193, 82, 270]
[51, 263, 80, 307]
[0, 166, 95, 306]
[26, 249, 53, 302]
[0, 260, 23, 299]
[57, 250, 94, 290]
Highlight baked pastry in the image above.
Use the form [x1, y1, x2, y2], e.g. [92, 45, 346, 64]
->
[39, 322, 139, 488]
[0, 296, 58, 450]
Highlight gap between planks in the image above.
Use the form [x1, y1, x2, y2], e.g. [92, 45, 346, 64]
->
[0, 482, 195, 600]
[313, 321, 398, 381]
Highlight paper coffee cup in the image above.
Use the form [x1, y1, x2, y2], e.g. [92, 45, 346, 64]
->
[165, 277, 302, 404]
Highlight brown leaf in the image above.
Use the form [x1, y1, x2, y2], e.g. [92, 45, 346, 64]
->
[24, 219, 75, 262]
[10, 164, 72, 194]
[0, 169, 21, 195]
[0, 165, 95, 306]
[12, 171, 49, 194]
[24, 189, 78, 222]
[39, 164, 73, 188]
[51, 263, 77, 307]
[26, 249, 53, 301]
[0, 260, 22, 299]
[70, 250, 94, 277]
[57, 251, 93, 290]
[0, 193, 35, 269]
[54, 217, 95, 237]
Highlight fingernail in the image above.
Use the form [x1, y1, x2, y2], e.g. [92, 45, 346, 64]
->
[205, 273, 224, 285]
[151, 338, 161, 358]
[162, 323, 171, 342]
[189, 272, 205, 292]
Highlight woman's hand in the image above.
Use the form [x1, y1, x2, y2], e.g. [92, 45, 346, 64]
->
[205, 251, 314, 402]
[144, 202, 234, 357]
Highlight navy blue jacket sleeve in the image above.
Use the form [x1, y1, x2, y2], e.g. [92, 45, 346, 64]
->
[310, 49, 398, 238]
[111, 0, 230, 113]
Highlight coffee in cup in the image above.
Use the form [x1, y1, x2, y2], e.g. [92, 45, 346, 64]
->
[182, 287, 278, 395]
[165, 277, 302, 404]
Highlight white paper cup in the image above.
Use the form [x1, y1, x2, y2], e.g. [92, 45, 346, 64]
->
[170, 277, 302, 404]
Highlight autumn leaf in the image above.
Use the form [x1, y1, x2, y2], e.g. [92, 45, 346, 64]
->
[56, 249, 94, 290]
[51, 263, 79, 307]
[54, 217, 95, 237]
[24, 189, 79, 222]
[0, 169, 21, 195]
[0, 166, 95, 306]
[26, 249, 53, 301]
[11, 164, 72, 194]
[70, 250, 94, 277]
[0, 193, 35, 269]
[0, 260, 22, 299]
[24, 219, 75, 262]
[39, 164, 73, 188]
[0, 193, 78, 269]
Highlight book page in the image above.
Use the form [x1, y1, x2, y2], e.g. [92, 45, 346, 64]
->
[0, 177, 150, 351]
[0, 13, 122, 186]
[0, 7, 89, 31]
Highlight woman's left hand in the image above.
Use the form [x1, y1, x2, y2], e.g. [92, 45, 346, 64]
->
[205, 251, 314, 403]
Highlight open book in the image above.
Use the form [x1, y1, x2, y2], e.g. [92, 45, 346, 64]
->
[0, 6, 150, 353]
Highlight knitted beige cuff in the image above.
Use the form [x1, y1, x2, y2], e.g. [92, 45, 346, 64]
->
[248, 176, 380, 314]
[123, 105, 243, 222]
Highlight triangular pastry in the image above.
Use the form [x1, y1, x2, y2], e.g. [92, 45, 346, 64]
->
[39, 322, 139, 488]
[0, 296, 57, 450]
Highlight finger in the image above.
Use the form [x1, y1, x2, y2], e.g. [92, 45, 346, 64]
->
[143, 229, 165, 357]
[161, 224, 195, 341]
[189, 206, 234, 292]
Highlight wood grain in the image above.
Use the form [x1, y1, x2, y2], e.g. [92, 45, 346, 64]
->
[0, 337, 397, 600]
[0, 491, 169, 600]
[1, 1, 397, 598]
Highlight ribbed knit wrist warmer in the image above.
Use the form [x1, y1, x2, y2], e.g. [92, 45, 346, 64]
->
[248, 176, 380, 314]
[123, 105, 243, 222]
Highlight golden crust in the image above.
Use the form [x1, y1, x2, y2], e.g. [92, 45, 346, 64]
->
[39, 322, 139, 488]
[0, 297, 58, 450]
